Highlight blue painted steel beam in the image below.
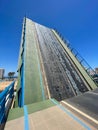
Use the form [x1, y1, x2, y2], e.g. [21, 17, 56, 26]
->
[18, 17, 26, 107]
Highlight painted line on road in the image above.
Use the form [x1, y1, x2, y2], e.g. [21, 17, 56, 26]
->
[61, 101, 98, 124]
[24, 105, 29, 130]
[50, 99, 91, 130]
[88, 92, 98, 96]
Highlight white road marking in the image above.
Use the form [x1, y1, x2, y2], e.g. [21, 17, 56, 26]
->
[61, 101, 98, 124]
[88, 92, 98, 95]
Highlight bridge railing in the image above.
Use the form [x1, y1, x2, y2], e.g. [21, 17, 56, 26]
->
[0, 81, 15, 124]
[54, 29, 98, 85]
[54, 29, 96, 74]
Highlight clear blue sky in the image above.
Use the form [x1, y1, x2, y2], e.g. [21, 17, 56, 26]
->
[0, 0, 98, 76]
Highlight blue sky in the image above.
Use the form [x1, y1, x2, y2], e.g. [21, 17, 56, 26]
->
[0, 0, 98, 76]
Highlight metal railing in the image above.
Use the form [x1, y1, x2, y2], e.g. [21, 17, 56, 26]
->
[54, 29, 96, 74]
[54, 29, 98, 86]
[0, 81, 15, 124]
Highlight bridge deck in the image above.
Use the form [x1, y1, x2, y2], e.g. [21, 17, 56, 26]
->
[5, 99, 96, 130]
[4, 18, 98, 130]
[62, 88, 98, 121]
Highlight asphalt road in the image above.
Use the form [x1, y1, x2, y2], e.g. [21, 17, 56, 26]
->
[66, 88, 98, 120]
[35, 23, 89, 101]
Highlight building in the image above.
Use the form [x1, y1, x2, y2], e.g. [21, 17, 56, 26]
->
[0, 68, 4, 79]
[95, 68, 98, 74]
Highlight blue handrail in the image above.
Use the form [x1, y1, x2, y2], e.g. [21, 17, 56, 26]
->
[0, 81, 15, 124]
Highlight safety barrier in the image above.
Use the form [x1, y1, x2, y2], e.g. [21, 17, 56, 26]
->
[0, 81, 15, 123]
